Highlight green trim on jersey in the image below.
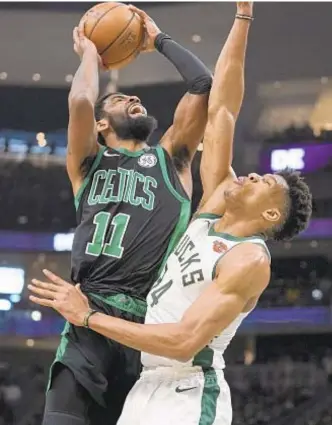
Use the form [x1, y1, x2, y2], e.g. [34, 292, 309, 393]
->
[193, 347, 220, 424]
[112, 146, 147, 157]
[155, 146, 189, 203]
[155, 145, 191, 273]
[74, 147, 107, 210]
[46, 321, 70, 392]
[193, 346, 214, 368]
[208, 224, 265, 242]
[199, 368, 221, 425]
[195, 213, 222, 220]
[90, 293, 147, 318]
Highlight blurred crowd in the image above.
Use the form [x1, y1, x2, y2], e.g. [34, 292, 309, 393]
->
[261, 256, 332, 307]
[1, 343, 331, 425]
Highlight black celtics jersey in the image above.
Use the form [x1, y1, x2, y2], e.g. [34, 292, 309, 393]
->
[71, 145, 191, 299]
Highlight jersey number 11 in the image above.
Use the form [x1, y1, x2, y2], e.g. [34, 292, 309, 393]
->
[85, 211, 130, 259]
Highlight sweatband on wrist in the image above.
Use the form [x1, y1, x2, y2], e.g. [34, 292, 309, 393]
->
[83, 309, 98, 328]
[154, 33, 212, 94]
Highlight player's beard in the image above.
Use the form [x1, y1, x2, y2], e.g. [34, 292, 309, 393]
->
[109, 112, 157, 143]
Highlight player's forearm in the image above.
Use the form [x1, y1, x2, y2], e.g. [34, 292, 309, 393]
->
[69, 48, 100, 106]
[88, 312, 191, 361]
[155, 34, 212, 95]
[208, 17, 251, 119]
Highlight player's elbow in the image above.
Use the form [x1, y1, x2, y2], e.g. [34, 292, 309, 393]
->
[207, 105, 234, 127]
[68, 92, 94, 114]
[171, 329, 201, 362]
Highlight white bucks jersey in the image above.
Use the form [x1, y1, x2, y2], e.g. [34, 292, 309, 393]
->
[142, 213, 270, 370]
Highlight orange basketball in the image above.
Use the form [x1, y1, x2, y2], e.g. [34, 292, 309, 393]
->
[80, 2, 145, 70]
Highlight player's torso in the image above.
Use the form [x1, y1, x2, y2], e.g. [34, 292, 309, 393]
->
[142, 213, 270, 369]
[71, 145, 191, 299]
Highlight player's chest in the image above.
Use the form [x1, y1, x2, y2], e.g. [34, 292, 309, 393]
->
[86, 164, 158, 211]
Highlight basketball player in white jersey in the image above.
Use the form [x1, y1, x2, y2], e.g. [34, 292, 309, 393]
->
[29, 3, 312, 424]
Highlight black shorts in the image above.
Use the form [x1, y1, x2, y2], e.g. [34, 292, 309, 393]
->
[46, 292, 146, 424]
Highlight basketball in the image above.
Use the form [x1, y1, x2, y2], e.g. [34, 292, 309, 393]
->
[80, 2, 145, 70]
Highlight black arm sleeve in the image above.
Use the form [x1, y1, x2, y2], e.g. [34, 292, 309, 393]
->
[154, 33, 212, 95]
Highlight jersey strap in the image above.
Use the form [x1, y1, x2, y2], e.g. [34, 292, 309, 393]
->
[155, 145, 191, 274]
[74, 147, 107, 210]
[194, 212, 222, 221]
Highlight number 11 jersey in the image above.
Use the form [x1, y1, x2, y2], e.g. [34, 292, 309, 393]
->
[71, 145, 191, 299]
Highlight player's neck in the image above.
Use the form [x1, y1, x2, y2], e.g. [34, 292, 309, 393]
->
[106, 135, 148, 152]
[214, 212, 263, 239]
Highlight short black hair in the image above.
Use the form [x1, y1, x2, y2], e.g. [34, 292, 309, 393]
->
[94, 92, 123, 145]
[271, 169, 312, 241]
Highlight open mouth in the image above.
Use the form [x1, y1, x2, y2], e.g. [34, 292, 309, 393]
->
[234, 177, 245, 186]
[128, 104, 147, 117]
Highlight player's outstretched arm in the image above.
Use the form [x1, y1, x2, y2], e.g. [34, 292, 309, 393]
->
[67, 25, 103, 196]
[28, 244, 269, 362]
[199, 2, 253, 208]
[130, 6, 212, 166]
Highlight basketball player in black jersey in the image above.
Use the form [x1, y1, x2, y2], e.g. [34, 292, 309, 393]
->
[40, 6, 212, 425]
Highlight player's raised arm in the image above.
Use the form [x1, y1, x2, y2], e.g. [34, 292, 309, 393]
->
[200, 2, 253, 207]
[29, 245, 269, 361]
[130, 6, 212, 166]
[67, 25, 103, 196]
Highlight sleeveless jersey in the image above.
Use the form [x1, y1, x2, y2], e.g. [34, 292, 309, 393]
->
[142, 213, 270, 369]
[71, 145, 191, 299]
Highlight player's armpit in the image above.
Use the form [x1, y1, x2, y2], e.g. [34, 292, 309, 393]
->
[194, 170, 236, 218]
[177, 243, 270, 361]
[160, 92, 209, 168]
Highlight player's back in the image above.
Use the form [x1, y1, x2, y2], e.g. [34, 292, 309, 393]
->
[142, 213, 270, 369]
[71, 145, 191, 299]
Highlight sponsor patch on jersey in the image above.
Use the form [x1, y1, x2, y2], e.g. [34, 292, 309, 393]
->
[213, 240, 228, 254]
[138, 153, 157, 168]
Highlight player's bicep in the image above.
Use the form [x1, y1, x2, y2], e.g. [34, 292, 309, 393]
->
[160, 92, 208, 165]
[180, 245, 270, 355]
[67, 96, 98, 194]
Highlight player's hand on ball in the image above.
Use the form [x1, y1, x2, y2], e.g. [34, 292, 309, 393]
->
[237, 2, 253, 17]
[128, 5, 161, 53]
[73, 24, 105, 70]
[28, 269, 90, 327]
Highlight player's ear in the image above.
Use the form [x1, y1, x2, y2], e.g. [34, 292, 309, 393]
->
[262, 208, 281, 223]
[96, 119, 109, 132]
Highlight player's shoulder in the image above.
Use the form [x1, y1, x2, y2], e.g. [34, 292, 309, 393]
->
[216, 239, 270, 275]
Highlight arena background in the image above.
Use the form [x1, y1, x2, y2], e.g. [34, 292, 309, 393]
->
[1, 2, 332, 424]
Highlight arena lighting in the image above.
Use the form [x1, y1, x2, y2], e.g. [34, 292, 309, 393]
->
[0, 72, 7, 80]
[31, 310, 42, 321]
[36, 132, 47, 147]
[26, 339, 35, 347]
[0, 299, 12, 311]
[312, 289, 323, 300]
[0, 267, 25, 295]
[270, 148, 305, 172]
[192, 34, 201, 43]
[65, 74, 73, 82]
[9, 294, 21, 303]
[32, 73, 41, 81]
[53, 233, 74, 251]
